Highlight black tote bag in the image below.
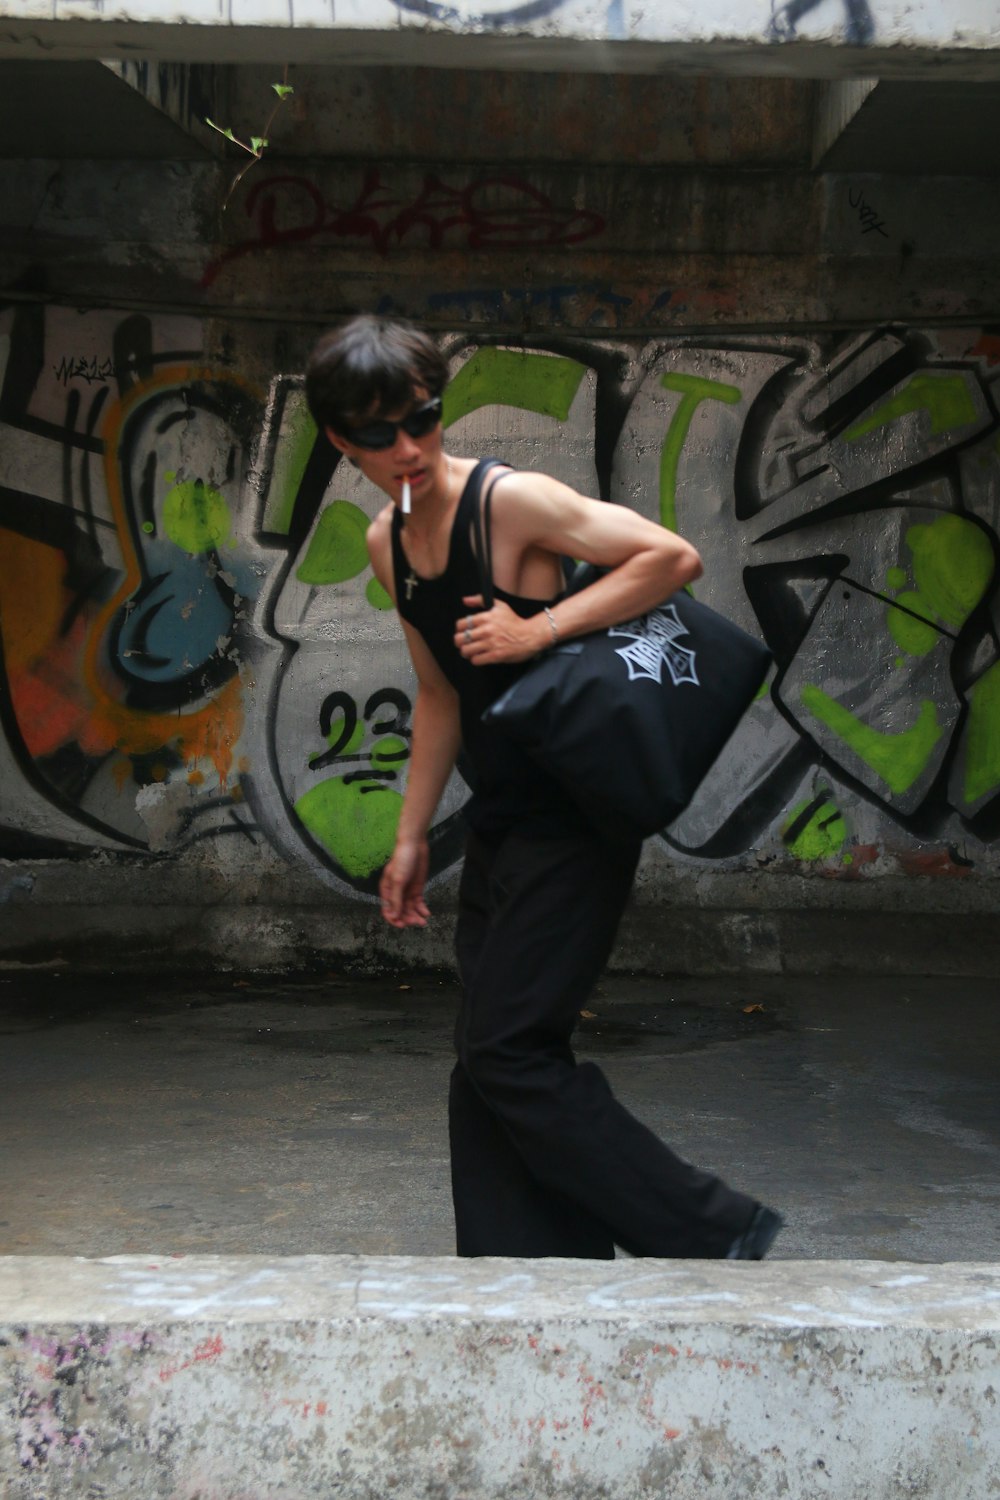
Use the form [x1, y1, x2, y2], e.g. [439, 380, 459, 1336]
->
[475, 468, 772, 841]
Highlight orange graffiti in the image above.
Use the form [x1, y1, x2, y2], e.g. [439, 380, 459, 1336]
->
[967, 334, 1000, 367]
[1, 365, 259, 800]
[86, 364, 257, 788]
[0, 527, 244, 789]
[0, 533, 92, 757]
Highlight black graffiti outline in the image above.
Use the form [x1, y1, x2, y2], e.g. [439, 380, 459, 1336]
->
[768, 0, 874, 44]
[110, 382, 259, 712]
[0, 315, 232, 854]
[393, 0, 570, 28]
[848, 187, 889, 238]
[53, 355, 118, 388]
[743, 340, 1000, 840]
[278, 667, 468, 896]
[311, 686, 412, 778]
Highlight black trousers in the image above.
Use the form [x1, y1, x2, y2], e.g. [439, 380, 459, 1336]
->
[450, 822, 758, 1258]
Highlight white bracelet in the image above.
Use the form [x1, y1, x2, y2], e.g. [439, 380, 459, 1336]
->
[542, 606, 559, 647]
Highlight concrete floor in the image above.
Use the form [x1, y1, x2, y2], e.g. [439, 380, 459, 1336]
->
[1, 968, 998, 1262]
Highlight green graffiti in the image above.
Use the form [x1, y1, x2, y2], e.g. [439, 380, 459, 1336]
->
[963, 661, 1000, 806]
[800, 685, 943, 796]
[442, 348, 586, 427]
[886, 593, 940, 658]
[296, 500, 370, 586]
[366, 576, 394, 610]
[884, 515, 993, 659]
[782, 793, 848, 861]
[843, 370, 979, 443]
[308, 715, 363, 767]
[371, 734, 408, 770]
[906, 514, 994, 630]
[264, 402, 319, 536]
[885, 566, 908, 592]
[162, 480, 232, 554]
[658, 373, 742, 532]
[342, 720, 365, 754]
[295, 779, 402, 879]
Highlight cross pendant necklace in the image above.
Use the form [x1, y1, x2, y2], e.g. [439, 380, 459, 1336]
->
[405, 570, 418, 601]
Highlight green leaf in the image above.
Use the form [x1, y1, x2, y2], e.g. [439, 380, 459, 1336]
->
[272, 83, 294, 98]
[250, 136, 269, 154]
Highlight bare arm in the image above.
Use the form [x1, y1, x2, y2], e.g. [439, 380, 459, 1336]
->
[393, 621, 462, 848]
[369, 510, 462, 928]
[454, 471, 703, 666]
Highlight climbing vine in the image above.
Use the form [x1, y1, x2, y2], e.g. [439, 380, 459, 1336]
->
[206, 68, 295, 207]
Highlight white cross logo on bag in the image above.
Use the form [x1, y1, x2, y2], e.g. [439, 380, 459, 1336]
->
[609, 604, 700, 687]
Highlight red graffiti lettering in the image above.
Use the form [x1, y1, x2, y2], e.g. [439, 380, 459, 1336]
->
[202, 170, 606, 286]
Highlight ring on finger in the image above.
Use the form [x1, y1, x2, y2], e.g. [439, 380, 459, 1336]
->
[464, 626, 473, 643]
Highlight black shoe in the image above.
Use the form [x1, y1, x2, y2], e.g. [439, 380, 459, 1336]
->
[726, 1206, 784, 1260]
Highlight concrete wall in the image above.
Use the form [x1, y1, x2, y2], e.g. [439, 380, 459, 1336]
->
[3, 1254, 1000, 1499]
[3, 69, 1000, 974]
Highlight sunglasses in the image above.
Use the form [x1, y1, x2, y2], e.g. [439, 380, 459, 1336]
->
[343, 396, 443, 451]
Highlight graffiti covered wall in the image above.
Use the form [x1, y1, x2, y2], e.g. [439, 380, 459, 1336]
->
[2, 307, 1000, 962]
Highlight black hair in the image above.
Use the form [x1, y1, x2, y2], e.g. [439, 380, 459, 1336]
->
[305, 315, 448, 433]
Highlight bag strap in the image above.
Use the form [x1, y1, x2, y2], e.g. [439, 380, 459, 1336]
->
[470, 459, 512, 610]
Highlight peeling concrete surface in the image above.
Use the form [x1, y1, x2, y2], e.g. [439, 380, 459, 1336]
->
[2, 1255, 999, 1498]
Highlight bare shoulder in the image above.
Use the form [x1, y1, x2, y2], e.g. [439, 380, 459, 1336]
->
[491, 466, 577, 502]
[491, 464, 698, 572]
[489, 467, 586, 528]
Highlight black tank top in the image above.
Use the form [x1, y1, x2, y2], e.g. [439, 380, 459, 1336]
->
[391, 458, 583, 837]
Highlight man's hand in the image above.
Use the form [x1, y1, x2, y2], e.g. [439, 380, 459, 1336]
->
[455, 594, 547, 665]
[379, 837, 431, 928]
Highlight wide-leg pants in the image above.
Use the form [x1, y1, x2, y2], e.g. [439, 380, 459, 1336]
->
[450, 822, 758, 1258]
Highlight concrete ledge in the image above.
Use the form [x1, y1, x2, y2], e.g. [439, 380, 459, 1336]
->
[5, 904, 1000, 978]
[7, 852, 1000, 976]
[2, 1256, 999, 1498]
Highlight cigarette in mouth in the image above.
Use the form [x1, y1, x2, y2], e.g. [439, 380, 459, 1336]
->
[402, 479, 411, 515]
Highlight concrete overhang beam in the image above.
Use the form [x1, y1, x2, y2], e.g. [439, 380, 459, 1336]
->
[3, 12, 1000, 79]
[3, 1253, 999, 1497]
